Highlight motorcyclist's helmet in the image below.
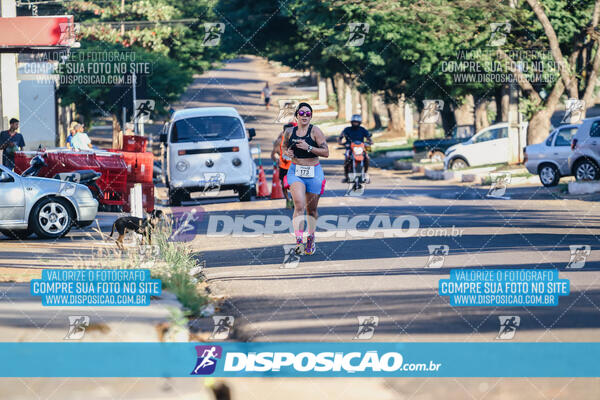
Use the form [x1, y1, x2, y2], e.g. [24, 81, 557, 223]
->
[350, 114, 362, 123]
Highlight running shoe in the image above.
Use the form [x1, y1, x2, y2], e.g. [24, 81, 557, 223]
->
[294, 236, 305, 255]
[305, 234, 316, 255]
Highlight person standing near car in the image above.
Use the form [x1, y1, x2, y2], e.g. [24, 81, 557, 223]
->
[0, 118, 25, 170]
[71, 123, 93, 150]
[66, 121, 78, 149]
[338, 114, 372, 183]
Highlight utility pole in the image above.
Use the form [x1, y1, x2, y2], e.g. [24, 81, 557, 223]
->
[120, 0, 125, 35]
[507, 0, 524, 164]
[0, 0, 19, 131]
[132, 71, 137, 135]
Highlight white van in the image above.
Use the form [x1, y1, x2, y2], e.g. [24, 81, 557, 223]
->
[160, 107, 257, 205]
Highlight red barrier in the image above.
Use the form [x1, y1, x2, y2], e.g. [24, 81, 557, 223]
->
[108, 149, 153, 184]
[122, 135, 148, 153]
[14, 150, 127, 207]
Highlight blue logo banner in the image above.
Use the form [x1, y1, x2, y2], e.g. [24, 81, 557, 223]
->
[0, 342, 598, 377]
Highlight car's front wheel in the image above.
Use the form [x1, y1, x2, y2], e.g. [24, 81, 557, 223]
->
[30, 197, 73, 239]
[539, 164, 560, 187]
[430, 151, 445, 163]
[574, 159, 599, 181]
[450, 157, 468, 170]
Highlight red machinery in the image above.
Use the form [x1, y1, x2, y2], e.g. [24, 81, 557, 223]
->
[108, 135, 155, 212]
[14, 149, 127, 210]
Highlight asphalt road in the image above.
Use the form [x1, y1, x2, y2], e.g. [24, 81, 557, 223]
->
[172, 57, 600, 344]
[174, 56, 600, 398]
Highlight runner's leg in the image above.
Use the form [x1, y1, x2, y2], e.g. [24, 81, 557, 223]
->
[305, 192, 321, 255]
[306, 192, 320, 233]
[290, 181, 307, 242]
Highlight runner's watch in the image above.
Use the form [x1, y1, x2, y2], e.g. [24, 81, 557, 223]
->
[307, 145, 313, 153]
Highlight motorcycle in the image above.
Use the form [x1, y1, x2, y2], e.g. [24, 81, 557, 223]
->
[22, 154, 104, 201]
[346, 140, 370, 192]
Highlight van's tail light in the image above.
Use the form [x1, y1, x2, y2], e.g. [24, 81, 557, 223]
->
[178, 150, 186, 156]
[232, 146, 239, 152]
[571, 138, 578, 150]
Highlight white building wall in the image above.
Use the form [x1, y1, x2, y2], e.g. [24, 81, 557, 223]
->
[18, 63, 57, 149]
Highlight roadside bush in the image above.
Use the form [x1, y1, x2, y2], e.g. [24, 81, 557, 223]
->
[149, 217, 208, 316]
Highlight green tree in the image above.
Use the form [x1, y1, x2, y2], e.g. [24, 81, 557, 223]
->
[57, 40, 192, 124]
[493, 0, 599, 143]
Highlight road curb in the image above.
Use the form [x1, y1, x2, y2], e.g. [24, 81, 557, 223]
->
[568, 181, 600, 194]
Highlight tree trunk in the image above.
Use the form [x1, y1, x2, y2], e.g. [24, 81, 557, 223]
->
[527, 108, 553, 145]
[440, 103, 455, 135]
[317, 73, 327, 105]
[333, 74, 345, 119]
[386, 95, 406, 137]
[453, 94, 475, 126]
[371, 93, 384, 129]
[326, 78, 335, 108]
[418, 114, 436, 139]
[495, 84, 510, 122]
[475, 99, 489, 132]
[360, 93, 373, 129]
[352, 86, 360, 115]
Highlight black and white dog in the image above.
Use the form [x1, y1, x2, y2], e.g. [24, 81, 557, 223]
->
[109, 210, 164, 250]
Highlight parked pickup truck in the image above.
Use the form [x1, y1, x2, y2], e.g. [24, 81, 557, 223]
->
[412, 125, 475, 162]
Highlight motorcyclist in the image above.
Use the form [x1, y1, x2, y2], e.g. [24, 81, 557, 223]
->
[338, 114, 372, 183]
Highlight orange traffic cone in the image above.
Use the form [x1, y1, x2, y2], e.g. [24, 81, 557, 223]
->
[271, 165, 284, 199]
[257, 165, 270, 197]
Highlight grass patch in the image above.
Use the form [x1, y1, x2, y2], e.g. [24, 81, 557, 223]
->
[370, 137, 415, 156]
[151, 218, 208, 316]
[316, 117, 346, 125]
[481, 172, 534, 185]
[91, 218, 209, 316]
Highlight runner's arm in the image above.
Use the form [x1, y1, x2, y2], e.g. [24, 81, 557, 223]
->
[282, 128, 294, 159]
[310, 126, 329, 158]
[271, 132, 282, 163]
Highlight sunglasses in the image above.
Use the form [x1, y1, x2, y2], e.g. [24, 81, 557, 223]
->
[297, 110, 312, 117]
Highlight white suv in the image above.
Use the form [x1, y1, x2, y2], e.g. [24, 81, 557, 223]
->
[160, 107, 257, 205]
[568, 116, 600, 181]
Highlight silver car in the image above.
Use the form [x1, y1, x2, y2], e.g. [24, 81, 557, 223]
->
[0, 165, 98, 239]
[524, 125, 578, 186]
[568, 116, 600, 181]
